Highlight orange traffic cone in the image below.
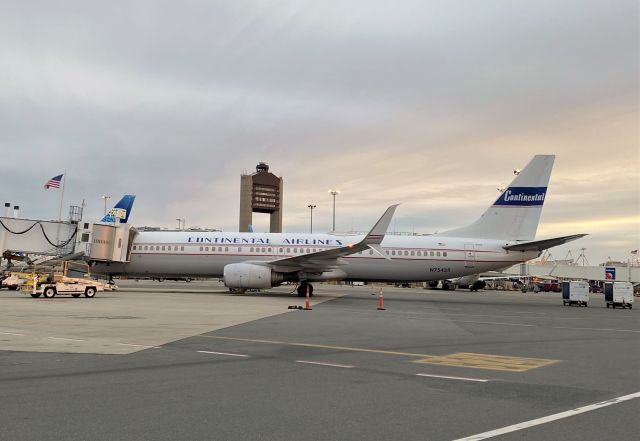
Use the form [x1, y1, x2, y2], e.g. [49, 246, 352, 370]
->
[304, 285, 312, 310]
[377, 288, 386, 310]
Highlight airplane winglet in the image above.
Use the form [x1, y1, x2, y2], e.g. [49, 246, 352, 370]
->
[363, 204, 399, 245]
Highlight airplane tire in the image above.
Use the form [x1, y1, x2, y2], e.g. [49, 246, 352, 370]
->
[84, 287, 96, 298]
[43, 288, 56, 298]
[297, 283, 314, 297]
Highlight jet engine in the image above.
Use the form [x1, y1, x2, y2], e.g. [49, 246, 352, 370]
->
[223, 263, 290, 289]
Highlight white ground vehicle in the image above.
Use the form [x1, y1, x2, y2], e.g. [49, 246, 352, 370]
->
[1, 273, 24, 291]
[605, 282, 634, 309]
[32, 275, 108, 298]
[561, 281, 589, 307]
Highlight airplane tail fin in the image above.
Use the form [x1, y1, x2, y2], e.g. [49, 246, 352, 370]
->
[101, 195, 136, 224]
[438, 155, 555, 241]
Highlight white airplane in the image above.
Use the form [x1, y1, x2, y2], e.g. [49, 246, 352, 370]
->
[94, 155, 586, 296]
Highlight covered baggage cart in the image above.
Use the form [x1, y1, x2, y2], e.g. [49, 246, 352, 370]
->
[562, 281, 589, 307]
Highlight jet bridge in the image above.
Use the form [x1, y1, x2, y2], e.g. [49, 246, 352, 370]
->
[0, 216, 77, 261]
[1, 216, 135, 268]
[75, 221, 137, 263]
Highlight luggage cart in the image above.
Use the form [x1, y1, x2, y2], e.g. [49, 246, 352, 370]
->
[562, 281, 589, 307]
[605, 282, 634, 309]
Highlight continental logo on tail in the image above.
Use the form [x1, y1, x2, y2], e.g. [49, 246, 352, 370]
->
[494, 187, 546, 206]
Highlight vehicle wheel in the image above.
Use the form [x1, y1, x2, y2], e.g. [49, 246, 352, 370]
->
[43, 287, 56, 298]
[297, 284, 306, 297]
[30, 293, 41, 298]
[8, 285, 18, 291]
[606, 303, 609, 308]
[308, 284, 314, 297]
[71, 293, 81, 298]
[84, 287, 96, 298]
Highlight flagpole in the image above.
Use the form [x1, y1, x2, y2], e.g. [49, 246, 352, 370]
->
[58, 171, 66, 221]
[55, 171, 66, 251]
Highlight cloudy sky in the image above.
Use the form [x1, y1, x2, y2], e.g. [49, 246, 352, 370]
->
[1, 0, 638, 264]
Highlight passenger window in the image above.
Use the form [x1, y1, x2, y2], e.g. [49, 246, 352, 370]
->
[156, 246, 160, 251]
[410, 251, 415, 256]
[430, 251, 434, 256]
[199, 246, 203, 251]
[132, 245, 137, 250]
[404, 251, 408, 256]
[279, 248, 284, 253]
[267, 248, 272, 253]
[443, 251, 447, 257]
[181, 246, 184, 251]
[306, 248, 310, 253]
[385, 250, 389, 255]
[369, 250, 373, 255]
[250, 247, 254, 252]
[144, 245, 148, 251]
[293, 248, 298, 253]
[225, 247, 229, 252]
[286, 248, 291, 253]
[391, 251, 396, 256]
[437, 251, 441, 257]
[161, 246, 165, 251]
[238, 247, 241, 252]
[218, 247, 222, 252]
[205, 247, 209, 252]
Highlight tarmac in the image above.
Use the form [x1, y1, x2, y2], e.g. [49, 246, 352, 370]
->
[1, 281, 638, 441]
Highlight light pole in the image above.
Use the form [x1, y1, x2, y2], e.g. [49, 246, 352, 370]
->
[176, 218, 185, 230]
[307, 205, 316, 233]
[328, 190, 340, 232]
[101, 195, 111, 216]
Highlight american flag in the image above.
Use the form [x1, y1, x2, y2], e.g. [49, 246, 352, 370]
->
[44, 174, 63, 189]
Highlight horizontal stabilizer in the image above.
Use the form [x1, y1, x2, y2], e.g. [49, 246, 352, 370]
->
[503, 234, 587, 252]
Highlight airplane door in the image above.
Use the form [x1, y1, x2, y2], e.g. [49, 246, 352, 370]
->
[464, 243, 476, 268]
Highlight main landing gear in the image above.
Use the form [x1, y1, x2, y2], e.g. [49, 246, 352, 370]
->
[297, 282, 314, 297]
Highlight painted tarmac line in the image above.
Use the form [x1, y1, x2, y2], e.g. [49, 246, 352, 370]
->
[453, 391, 640, 440]
[199, 335, 434, 358]
[47, 337, 86, 342]
[551, 326, 640, 333]
[0, 332, 26, 336]
[296, 360, 355, 369]
[416, 373, 488, 382]
[197, 350, 249, 358]
[118, 343, 156, 349]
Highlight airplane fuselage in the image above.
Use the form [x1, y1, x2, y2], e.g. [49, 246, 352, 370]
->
[94, 231, 538, 282]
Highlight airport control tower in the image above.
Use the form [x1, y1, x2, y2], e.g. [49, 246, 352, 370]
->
[239, 162, 283, 233]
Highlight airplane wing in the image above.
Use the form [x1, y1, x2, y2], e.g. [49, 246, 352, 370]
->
[504, 234, 587, 252]
[257, 204, 399, 273]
